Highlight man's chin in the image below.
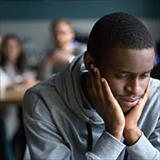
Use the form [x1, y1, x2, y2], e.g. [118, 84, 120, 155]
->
[122, 107, 132, 114]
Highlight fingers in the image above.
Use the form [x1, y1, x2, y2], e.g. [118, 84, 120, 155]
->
[88, 64, 105, 108]
[126, 82, 150, 121]
[101, 78, 114, 101]
[91, 65, 105, 101]
[87, 66, 98, 106]
[88, 64, 122, 114]
[140, 81, 150, 105]
[136, 81, 150, 112]
[101, 78, 120, 108]
[88, 64, 125, 132]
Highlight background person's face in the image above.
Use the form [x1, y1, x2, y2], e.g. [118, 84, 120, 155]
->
[4, 38, 21, 63]
[99, 48, 155, 113]
[53, 22, 74, 48]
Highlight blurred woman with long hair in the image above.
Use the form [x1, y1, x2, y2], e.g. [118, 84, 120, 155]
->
[0, 34, 36, 160]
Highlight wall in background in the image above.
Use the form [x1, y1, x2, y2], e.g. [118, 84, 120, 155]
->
[0, 0, 160, 20]
[0, 0, 159, 65]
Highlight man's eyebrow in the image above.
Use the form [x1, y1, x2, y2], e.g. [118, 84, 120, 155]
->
[113, 68, 153, 74]
[142, 69, 153, 74]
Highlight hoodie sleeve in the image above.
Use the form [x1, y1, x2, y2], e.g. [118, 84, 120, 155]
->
[126, 118, 160, 160]
[86, 132, 125, 159]
[86, 118, 160, 160]
[23, 90, 71, 160]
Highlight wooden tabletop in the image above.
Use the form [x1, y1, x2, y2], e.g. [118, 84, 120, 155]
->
[0, 87, 28, 106]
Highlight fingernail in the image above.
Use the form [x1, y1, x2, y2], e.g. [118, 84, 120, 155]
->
[101, 78, 105, 82]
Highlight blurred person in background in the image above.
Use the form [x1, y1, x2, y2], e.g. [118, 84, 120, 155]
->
[0, 34, 6, 160]
[0, 34, 37, 160]
[39, 18, 85, 80]
[155, 40, 160, 64]
[0, 35, 3, 47]
[151, 40, 160, 79]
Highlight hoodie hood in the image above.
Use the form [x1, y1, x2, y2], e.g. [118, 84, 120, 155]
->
[55, 54, 104, 125]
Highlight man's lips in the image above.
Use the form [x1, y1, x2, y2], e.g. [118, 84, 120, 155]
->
[119, 99, 139, 108]
[116, 96, 141, 108]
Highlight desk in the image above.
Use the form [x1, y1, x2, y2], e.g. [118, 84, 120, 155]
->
[0, 87, 28, 106]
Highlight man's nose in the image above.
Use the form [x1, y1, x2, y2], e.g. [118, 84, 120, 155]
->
[125, 78, 140, 95]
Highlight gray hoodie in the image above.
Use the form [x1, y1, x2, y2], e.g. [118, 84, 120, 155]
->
[23, 55, 160, 160]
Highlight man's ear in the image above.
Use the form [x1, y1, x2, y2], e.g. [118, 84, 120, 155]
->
[84, 51, 95, 71]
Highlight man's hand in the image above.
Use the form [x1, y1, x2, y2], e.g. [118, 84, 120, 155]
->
[87, 65, 150, 143]
[87, 65, 125, 140]
[123, 83, 150, 145]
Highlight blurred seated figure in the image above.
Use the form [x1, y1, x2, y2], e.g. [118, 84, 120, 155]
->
[0, 35, 3, 47]
[39, 18, 86, 80]
[151, 41, 160, 80]
[151, 64, 160, 79]
[155, 40, 160, 64]
[0, 34, 37, 160]
[0, 34, 36, 90]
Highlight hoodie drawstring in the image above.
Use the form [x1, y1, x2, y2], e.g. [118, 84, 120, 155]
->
[86, 122, 93, 152]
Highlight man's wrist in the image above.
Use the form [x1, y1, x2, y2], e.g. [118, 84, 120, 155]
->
[105, 128, 123, 140]
[124, 127, 142, 146]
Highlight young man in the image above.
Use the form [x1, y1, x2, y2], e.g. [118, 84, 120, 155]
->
[23, 12, 160, 159]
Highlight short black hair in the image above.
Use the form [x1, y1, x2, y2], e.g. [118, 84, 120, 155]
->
[87, 12, 154, 60]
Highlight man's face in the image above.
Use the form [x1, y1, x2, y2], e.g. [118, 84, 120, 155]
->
[98, 48, 155, 113]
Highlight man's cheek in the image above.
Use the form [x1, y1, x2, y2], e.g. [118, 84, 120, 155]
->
[109, 82, 123, 96]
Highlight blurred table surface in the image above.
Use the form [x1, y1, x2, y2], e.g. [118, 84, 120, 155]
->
[0, 87, 28, 106]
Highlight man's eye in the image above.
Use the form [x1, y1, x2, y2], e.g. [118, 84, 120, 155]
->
[115, 74, 129, 79]
[140, 74, 150, 79]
